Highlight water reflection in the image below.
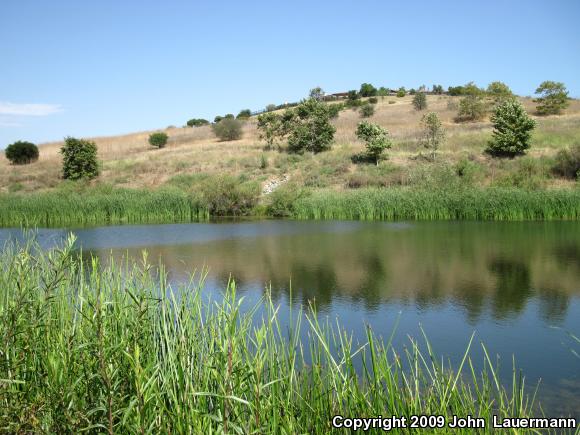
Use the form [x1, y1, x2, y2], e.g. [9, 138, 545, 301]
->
[1, 220, 579, 414]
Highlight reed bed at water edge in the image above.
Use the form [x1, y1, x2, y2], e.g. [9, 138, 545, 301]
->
[291, 188, 580, 221]
[0, 187, 209, 227]
[0, 236, 546, 433]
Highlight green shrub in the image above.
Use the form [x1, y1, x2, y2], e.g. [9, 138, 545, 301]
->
[454, 158, 482, 185]
[552, 144, 580, 179]
[359, 103, 375, 118]
[396, 87, 406, 97]
[368, 96, 378, 104]
[486, 81, 514, 104]
[359, 83, 377, 97]
[212, 118, 243, 141]
[61, 137, 99, 181]
[347, 90, 360, 101]
[148, 132, 169, 148]
[198, 175, 260, 215]
[412, 92, 427, 111]
[388, 100, 396, 105]
[266, 183, 309, 217]
[355, 121, 391, 165]
[186, 118, 209, 127]
[4, 140, 39, 165]
[456, 95, 486, 122]
[420, 112, 445, 160]
[534, 81, 569, 115]
[266, 104, 277, 112]
[448, 86, 465, 96]
[327, 103, 343, 118]
[486, 100, 535, 157]
[236, 109, 251, 119]
[214, 115, 223, 123]
[287, 99, 335, 154]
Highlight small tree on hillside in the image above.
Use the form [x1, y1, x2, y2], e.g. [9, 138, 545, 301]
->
[420, 112, 445, 161]
[432, 84, 444, 95]
[359, 103, 375, 118]
[309, 87, 325, 101]
[359, 83, 377, 97]
[287, 98, 335, 154]
[5, 140, 39, 165]
[485, 100, 535, 158]
[61, 137, 99, 180]
[456, 84, 487, 122]
[487, 81, 514, 104]
[396, 87, 406, 97]
[534, 81, 569, 115]
[187, 118, 209, 127]
[149, 132, 168, 148]
[212, 118, 243, 141]
[356, 121, 392, 165]
[257, 111, 295, 149]
[412, 92, 427, 111]
[236, 109, 251, 120]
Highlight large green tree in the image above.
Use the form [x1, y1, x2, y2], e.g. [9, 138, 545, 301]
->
[287, 99, 335, 153]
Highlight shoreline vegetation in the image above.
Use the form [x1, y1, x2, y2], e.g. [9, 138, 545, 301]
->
[1, 185, 579, 227]
[0, 236, 545, 433]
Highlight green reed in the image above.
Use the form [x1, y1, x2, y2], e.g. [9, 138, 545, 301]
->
[0, 236, 547, 433]
[291, 188, 580, 221]
[0, 187, 209, 227]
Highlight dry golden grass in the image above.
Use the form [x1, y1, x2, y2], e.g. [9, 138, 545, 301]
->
[1, 96, 579, 193]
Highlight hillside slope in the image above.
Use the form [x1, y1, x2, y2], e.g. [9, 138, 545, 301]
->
[2, 95, 579, 193]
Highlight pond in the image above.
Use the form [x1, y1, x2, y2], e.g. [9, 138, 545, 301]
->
[1, 220, 579, 415]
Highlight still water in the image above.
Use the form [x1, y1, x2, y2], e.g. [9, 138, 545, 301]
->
[1, 220, 579, 415]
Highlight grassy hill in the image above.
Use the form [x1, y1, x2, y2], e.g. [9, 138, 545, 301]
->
[2, 95, 580, 193]
[1, 95, 579, 225]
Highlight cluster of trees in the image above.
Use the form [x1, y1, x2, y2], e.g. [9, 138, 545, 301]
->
[257, 97, 335, 153]
[451, 81, 569, 122]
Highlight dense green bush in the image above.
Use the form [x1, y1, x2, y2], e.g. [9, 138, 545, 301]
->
[186, 118, 209, 127]
[236, 109, 251, 119]
[368, 97, 378, 104]
[197, 175, 260, 215]
[148, 132, 169, 148]
[432, 84, 444, 94]
[396, 87, 406, 97]
[287, 99, 335, 153]
[359, 83, 377, 97]
[327, 103, 343, 118]
[456, 95, 486, 122]
[448, 86, 465, 96]
[359, 103, 375, 118]
[212, 118, 243, 141]
[4, 140, 39, 165]
[534, 81, 569, 115]
[61, 137, 99, 180]
[266, 183, 308, 217]
[552, 144, 580, 179]
[486, 100, 535, 157]
[486, 81, 514, 103]
[412, 92, 427, 111]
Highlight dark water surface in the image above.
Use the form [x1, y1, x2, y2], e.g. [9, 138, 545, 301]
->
[2, 220, 579, 415]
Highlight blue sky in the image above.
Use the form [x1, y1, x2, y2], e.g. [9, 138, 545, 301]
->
[1, 0, 579, 147]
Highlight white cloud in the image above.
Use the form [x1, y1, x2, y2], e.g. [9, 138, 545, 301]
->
[0, 101, 63, 116]
[0, 119, 23, 127]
